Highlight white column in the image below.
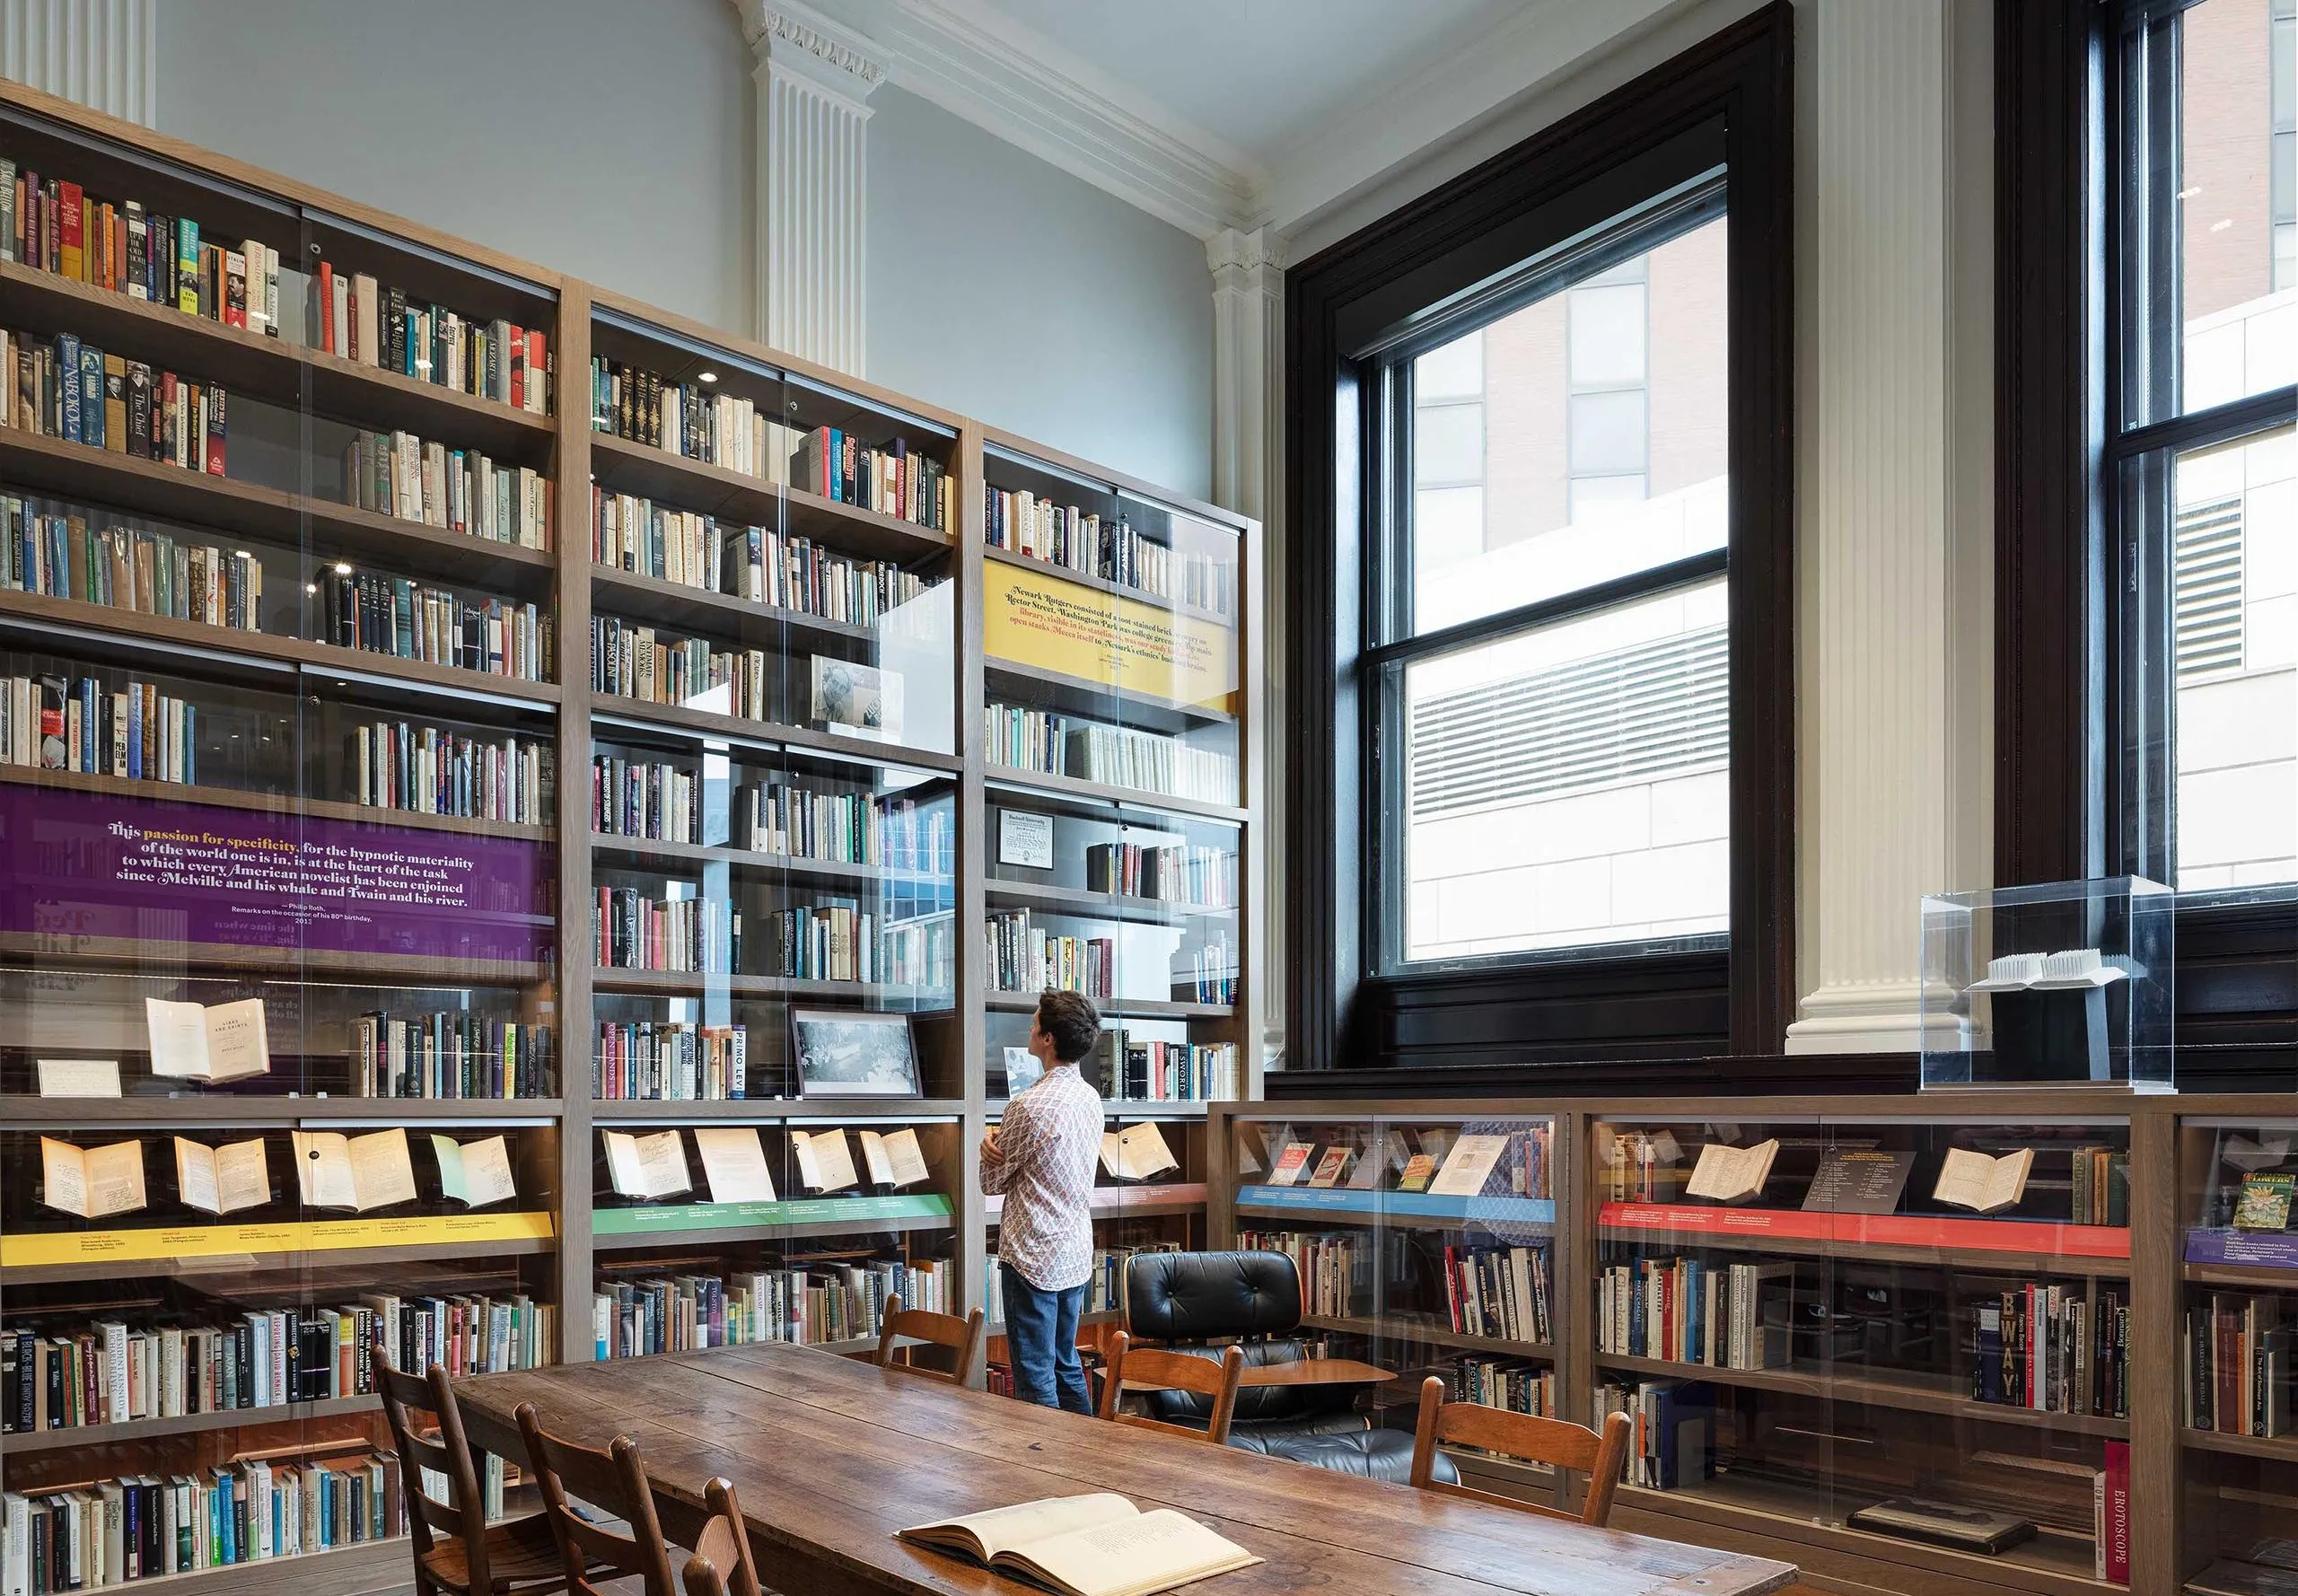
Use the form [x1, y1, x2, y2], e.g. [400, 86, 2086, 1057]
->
[1784, 0, 1991, 1054]
[0, 0, 153, 125]
[1207, 225, 1288, 1066]
[733, 0, 883, 375]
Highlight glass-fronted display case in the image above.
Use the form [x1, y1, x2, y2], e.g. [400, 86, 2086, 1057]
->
[1221, 1109, 1563, 1504]
[588, 1108, 960, 1359]
[1592, 1109, 2136, 1586]
[2175, 1110, 2298, 1593]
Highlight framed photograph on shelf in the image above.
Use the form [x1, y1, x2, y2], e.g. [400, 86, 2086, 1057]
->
[811, 657, 904, 742]
[790, 1008, 922, 1098]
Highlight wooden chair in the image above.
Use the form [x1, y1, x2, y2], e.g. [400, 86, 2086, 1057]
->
[1096, 1331, 1245, 1444]
[1408, 1376, 1634, 1527]
[518, 1402, 682, 1596]
[873, 1306, 986, 1386]
[373, 1339, 571, 1595]
[677, 1478, 766, 1596]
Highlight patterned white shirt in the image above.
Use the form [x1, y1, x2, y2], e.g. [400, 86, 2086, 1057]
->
[982, 1062, 1103, 1291]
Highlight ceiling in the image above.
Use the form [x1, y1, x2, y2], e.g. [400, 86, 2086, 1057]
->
[788, 0, 1689, 239]
[967, 0, 1538, 168]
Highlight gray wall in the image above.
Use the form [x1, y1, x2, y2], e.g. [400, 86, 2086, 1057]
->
[150, 0, 1212, 497]
[867, 85, 1212, 499]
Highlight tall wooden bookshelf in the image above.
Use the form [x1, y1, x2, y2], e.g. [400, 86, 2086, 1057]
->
[0, 77, 1259, 1596]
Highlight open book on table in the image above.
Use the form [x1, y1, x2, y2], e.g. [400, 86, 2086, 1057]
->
[898, 1493, 1259, 1596]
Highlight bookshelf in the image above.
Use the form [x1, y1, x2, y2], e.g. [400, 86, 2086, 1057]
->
[1212, 1095, 2298, 1596]
[0, 77, 1262, 1596]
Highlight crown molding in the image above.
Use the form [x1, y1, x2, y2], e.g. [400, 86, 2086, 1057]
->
[869, 0, 1260, 238]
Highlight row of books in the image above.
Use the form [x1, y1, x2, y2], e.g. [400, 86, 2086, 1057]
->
[1597, 1258, 1794, 1371]
[1444, 1241, 1557, 1346]
[742, 780, 952, 870]
[3, 495, 263, 630]
[2185, 1292, 2291, 1438]
[1103, 1034, 1240, 1103]
[1233, 1229, 1372, 1319]
[349, 1013, 557, 1101]
[593, 1020, 749, 1102]
[2072, 1144, 2132, 1226]
[592, 1257, 950, 1358]
[338, 429, 550, 548]
[312, 262, 549, 414]
[593, 890, 741, 974]
[592, 490, 722, 588]
[982, 488, 1232, 617]
[3, 1292, 552, 1434]
[983, 909, 1114, 998]
[1975, 1283, 2131, 1416]
[1, 673, 195, 783]
[1592, 1378, 1712, 1490]
[347, 723, 548, 824]
[984, 703, 1235, 805]
[4, 326, 227, 473]
[1081, 841, 1234, 908]
[763, 903, 954, 989]
[588, 360, 797, 481]
[4, 158, 282, 335]
[0, 1449, 401, 1592]
[592, 755, 697, 842]
[1175, 936, 1237, 1005]
[731, 523, 940, 625]
[590, 618, 765, 713]
[319, 566, 551, 681]
[1447, 1355, 1558, 1418]
[791, 427, 952, 530]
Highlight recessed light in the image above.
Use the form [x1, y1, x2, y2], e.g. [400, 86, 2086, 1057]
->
[333, 561, 352, 574]
[304, 583, 318, 593]
[697, 370, 719, 384]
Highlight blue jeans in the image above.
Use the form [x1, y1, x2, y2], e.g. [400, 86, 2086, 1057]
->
[1001, 1271, 1092, 1414]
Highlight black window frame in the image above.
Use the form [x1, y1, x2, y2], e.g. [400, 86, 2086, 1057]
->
[1285, 4, 1796, 1073]
[1997, 0, 2298, 1075]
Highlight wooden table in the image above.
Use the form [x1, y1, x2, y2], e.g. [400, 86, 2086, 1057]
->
[1232, 1356, 1390, 1388]
[455, 1343, 1797, 1596]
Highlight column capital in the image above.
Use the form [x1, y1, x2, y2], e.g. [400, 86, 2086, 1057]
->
[1206, 224, 1287, 282]
[732, 0, 888, 113]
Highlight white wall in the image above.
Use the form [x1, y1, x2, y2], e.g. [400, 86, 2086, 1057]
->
[868, 84, 1213, 500]
[146, 0, 1213, 497]
[153, 0, 755, 332]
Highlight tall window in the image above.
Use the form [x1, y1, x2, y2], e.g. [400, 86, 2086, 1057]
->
[2114, 0, 2298, 899]
[1383, 211, 1731, 967]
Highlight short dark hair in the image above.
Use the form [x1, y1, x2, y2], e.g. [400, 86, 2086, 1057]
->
[1034, 990, 1101, 1064]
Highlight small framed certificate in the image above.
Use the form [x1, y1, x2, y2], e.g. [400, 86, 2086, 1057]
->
[998, 810, 1055, 870]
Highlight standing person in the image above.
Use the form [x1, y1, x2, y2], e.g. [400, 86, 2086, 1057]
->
[980, 990, 1104, 1413]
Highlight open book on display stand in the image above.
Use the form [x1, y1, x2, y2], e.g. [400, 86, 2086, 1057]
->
[144, 997, 271, 1083]
[606, 1129, 694, 1200]
[1101, 1123, 1178, 1182]
[792, 1127, 860, 1193]
[858, 1127, 930, 1189]
[431, 1134, 520, 1209]
[695, 1127, 777, 1204]
[40, 1137, 148, 1219]
[291, 1127, 418, 1212]
[174, 1136, 269, 1215]
[1685, 1139, 1782, 1206]
[1933, 1146, 2036, 1215]
[898, 1493, 1259, 1596]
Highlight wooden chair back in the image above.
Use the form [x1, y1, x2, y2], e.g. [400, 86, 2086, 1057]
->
[374, 1336, 493, 1591]
[1096, 1331, 1244, 1445]
[873, 1306, 986, 1385]
[1408, 1376, 1634, 1526]
[677, 1478, 764, 1596]
[517, 1402, 680, 1596]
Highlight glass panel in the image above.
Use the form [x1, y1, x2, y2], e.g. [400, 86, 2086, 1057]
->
[591, 1113, 960, 1357]
[2172, 422, 2297, 895]
[1593, 1112, 2136, 1579]
[2178, 0, 2298, 411]
[1402, 214, 1729, 636]
[1230, 1111, 1565, 1509]
[1394, 577, 1730, 965]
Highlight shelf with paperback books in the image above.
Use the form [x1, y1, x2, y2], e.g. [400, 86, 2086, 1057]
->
[2173, 1114, 2298, 1592]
